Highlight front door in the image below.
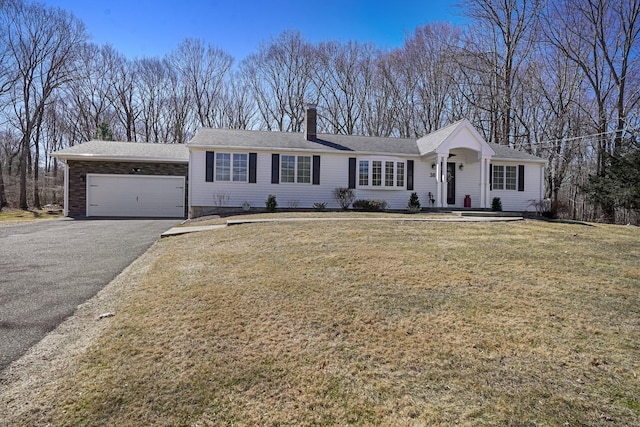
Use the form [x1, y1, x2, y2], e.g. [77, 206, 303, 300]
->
[447, 162, 456, 205]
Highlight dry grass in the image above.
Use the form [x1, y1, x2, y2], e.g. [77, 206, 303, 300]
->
[3, 219, 639, 426]
[0, 208, 63, 222]
[180, 211, 454, 227]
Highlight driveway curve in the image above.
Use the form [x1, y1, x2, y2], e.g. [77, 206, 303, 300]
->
[0, 218, 178, 371]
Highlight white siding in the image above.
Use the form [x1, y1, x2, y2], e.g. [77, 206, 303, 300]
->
[190, 149, 428, 210]
[490, 162, 544, 211]
[189, 148, 544, 213]
[448, 161, 482, 208]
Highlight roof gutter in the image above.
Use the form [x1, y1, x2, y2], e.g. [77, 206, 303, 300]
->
[186, 144, 422, 158]
[491, 156, 547, 164]
[50, 153, 189, 163]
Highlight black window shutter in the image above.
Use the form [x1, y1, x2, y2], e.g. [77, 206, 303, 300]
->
[489, 164, 493, 191]
[249, 153, 257, 183]
[271, 154, 280, 184]
[312, 155, 321, 185]
[518, 165, 525, 192]
[205, 151, 214, 182]
[407, 160, 414, 191]
[348, 157, 356, 189]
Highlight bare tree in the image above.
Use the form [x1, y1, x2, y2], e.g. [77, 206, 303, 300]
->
[545, 0, 640, 219]
[528, 47, 589, 207]
[312, 41, 377, 135]
[361, 55, 395, 137]
[135, 57, 170, 142]
[169, 38, 233, 129]
[103, 46, 139, 141]
[164, 63, 194, 143]
[63, 43, 117, 142]
[242, 31, 315, 132]
[404, 23, 464, 135]
[219, 71, 257, 130]
[1, 0, 86, 209]
[459, 0, 542, 145]
[377, 48, 420, 137]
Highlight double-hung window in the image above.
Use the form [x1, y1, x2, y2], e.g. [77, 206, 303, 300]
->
[396, 162, 405, 187]
[492, 165, 518, 190]
[281, 155, 296, 183]
[372, 161, 382, 186]
[505, 166, 517, 190]
[359, 159, 405, 189]
[281, 155, 312, 184]
[216, 153, 248, 182]
[297, 156, 311, 183]
[359, 160, 369, 186]
[385, 162, 395, 187]
[492, 165, 504, 190]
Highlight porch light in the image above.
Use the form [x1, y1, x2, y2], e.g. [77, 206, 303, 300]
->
[459, 164, 464, 171]
[431, 163, 436, 169]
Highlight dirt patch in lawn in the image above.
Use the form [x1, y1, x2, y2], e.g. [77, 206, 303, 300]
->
[1, 219, 639, 426]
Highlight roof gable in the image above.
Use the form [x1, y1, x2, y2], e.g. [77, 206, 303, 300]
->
[417, 119, 495, 157]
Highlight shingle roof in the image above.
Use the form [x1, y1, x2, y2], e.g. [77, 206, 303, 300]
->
[51, 140, 189, 162]
[489, 142, 546, 162]
[188, 128, 421, 156]
[416, 120, 464, 154]
[50, 126, 545, 164]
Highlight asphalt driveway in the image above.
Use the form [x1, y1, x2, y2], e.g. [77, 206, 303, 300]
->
[0, 218, 179, 372]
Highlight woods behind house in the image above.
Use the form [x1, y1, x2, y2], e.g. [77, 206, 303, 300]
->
[0, 0, 638, 223]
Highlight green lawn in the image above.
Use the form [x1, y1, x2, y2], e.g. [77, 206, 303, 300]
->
[2, 218, 639, 426]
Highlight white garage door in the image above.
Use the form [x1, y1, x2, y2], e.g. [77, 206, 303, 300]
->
[86, 174, 185, 217]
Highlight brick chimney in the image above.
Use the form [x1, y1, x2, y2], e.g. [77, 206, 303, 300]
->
[304, 104, 317, 141]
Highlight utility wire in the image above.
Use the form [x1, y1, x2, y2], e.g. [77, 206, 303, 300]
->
[532, 129, 621, 149]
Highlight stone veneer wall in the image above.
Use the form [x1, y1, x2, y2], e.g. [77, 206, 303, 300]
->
[67, 160, 188, 217]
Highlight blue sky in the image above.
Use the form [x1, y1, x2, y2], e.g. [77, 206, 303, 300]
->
[41, 0, 464, 60]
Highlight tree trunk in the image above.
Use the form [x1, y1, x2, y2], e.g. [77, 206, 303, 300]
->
[0, 159, 7, 211]
[33, 145, 41, 209]
[33, 111, 44, 209]
[19, 136, 29, 210]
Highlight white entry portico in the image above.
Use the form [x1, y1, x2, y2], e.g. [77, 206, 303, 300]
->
[417, 119, 496, 208]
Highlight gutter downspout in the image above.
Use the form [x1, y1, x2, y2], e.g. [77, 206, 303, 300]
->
[187, 149, 193, 219]
[63, 159, 69, 217]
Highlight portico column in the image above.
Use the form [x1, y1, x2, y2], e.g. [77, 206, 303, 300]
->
[484, 158, 491, 208]
[437, 154, 447, 207]
[435, 157, 442, 207]
[479, 157, 485, 209]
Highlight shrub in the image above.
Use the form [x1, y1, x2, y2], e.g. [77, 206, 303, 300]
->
[213, 192, 230, 207]
[407, 192, 421, 213]
[265, 194, 278, 212]
[313, 202, 327, 212]
[333, 187, 355, 210]
[352, 199, 388, 212]
[492, 197, 503, 212]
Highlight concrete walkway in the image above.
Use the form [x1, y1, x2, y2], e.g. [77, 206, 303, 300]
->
[160, 224, 226, 237]
[161, 214, 523, 237]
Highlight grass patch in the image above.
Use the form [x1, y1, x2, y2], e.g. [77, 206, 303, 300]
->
[0, 208, 63, 222]
[3, 220, 640, 426]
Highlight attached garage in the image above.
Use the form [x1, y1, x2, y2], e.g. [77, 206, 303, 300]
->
[51, 140, 189, 218]
[86, 174, 185, 218]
